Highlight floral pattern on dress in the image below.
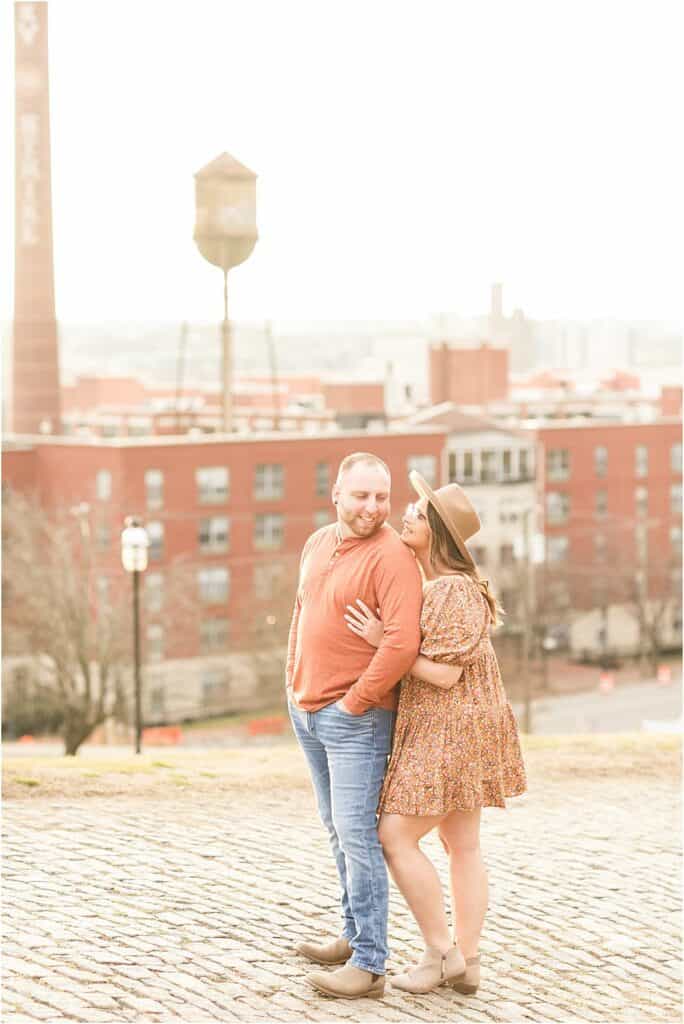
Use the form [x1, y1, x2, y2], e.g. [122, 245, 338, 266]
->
[378, 573, 527, 815]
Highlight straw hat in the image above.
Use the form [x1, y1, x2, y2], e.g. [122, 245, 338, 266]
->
[409, 470, 481, 565]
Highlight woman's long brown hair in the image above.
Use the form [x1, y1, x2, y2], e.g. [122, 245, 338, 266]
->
[426, 503, 503, 627]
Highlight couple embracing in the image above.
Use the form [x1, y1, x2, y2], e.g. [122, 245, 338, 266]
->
[286, 452, 526, 1000]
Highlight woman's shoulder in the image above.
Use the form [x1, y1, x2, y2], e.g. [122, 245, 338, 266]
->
[424, 572, 473, 593]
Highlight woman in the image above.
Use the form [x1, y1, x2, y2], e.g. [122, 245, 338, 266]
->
[344, 471, 526, 995]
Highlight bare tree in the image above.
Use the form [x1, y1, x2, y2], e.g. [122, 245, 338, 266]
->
[2, 492, 130, 755]
[231, 555, 299, 710]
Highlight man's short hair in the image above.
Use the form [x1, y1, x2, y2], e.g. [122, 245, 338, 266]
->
[336, 452, 391, 484]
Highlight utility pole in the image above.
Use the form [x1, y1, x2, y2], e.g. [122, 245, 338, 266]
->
[265, 320, 280, 431]
[174, 320, 189, 433]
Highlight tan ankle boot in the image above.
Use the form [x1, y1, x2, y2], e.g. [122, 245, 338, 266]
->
[391, 945, 466, 995]
[295, 936, 353, 965]
[446, 954, 480, 994]
[307, 963, 385, 999]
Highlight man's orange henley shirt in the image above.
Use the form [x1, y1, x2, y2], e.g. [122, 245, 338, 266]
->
[286, 523, 423, 716]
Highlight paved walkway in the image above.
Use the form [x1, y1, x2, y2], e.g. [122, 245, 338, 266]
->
[3, 762, 681, 1023]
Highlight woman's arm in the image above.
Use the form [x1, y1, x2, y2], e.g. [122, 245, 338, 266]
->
[344, 599, 463, 690]
[410, 654, 463, 690]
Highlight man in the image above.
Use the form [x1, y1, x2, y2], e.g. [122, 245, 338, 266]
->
[286, 452, 423, 999]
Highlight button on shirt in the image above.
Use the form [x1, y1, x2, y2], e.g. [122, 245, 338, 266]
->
[286, 523, 423, 715]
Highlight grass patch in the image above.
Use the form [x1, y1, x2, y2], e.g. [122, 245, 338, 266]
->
[180, 706, 287, 731]
[3, 734, 680, 801]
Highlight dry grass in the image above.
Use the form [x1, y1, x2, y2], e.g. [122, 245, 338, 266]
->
[2, 733, 680, 801]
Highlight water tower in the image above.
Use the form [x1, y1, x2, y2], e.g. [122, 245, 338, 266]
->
[193, 153, 258, 431]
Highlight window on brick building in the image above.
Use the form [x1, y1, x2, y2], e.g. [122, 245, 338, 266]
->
[671, 526, 683, 559]
[199, 516, 230, 554]
[546, 491, 570, 525]
[635, 487, 648, 520]
[254, 513, 284, 550]
[502, 450, 513, 480]
[200, 618, 230, 654]
[95, 469, 111, 501]
[594, 446, 608, 478]
[481, 450, 498, 483]
[519, 449, 531, 479]
[255, 464, 284, 500]
[635, 525, 648, 565]
[314, 509, 332, 529]
[595, 490, 608, 518]
[145, 469, 164, 510]
[635, 445, 649, 479]
[547, 536, 569, 562]
[196, 466, 229, 504]
[462, 451, 475, 481]
[146, 623, 164, 662]
[408, 455, 438, 487]
[671, 483, 682, 518]
[145, 572, 164, 613]
[499, 500, 518, 524]
[198, 566, 230, 604]
[146, 521, 164, 561]
[672, 444, 683, 475]
[448, 452, 458, 483]
[315, 462, 330, 497]
[547, 449, 570, 481]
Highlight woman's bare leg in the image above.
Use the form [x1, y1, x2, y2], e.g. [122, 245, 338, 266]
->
[438, 808, 487, 959]
[378, 812, 451, 952]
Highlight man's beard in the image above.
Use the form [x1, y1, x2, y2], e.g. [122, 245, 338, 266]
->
[339, 508, 385, 537]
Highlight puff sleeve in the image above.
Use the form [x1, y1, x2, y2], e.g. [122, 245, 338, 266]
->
[419, 574, 489, 666]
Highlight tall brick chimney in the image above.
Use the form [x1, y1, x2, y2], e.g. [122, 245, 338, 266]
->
[11, 3, 61, 434]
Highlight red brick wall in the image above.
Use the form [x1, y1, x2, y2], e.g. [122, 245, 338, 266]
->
[430, 343, 508, 405]
[3, 431, 447, 659]
[661, 387, 683, 418]
[538, 420, 682, 608]
[321, 382, 385, 415]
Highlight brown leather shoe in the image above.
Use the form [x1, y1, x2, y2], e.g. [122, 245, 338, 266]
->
[307, 964, 385, 1000]
[391, 945, 466, 994]
[446, 954, 480, 994]
[295, 936, 353, 966]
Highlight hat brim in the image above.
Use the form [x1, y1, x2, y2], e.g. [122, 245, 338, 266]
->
[409, 470, 475, 567]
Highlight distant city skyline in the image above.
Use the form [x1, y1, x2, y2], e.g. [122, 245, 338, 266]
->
[2, 1, 682, 325]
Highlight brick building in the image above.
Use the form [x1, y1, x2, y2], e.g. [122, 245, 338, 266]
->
[2, 428, 447, 722]
[429, 342, 509, 406]
[538, 418, 682, 656]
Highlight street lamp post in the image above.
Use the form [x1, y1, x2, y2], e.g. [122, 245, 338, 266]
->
[121, 517, 149, 754]
[193, 152, 258, 433]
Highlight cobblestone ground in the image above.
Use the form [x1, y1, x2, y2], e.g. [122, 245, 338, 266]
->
[3, 761, 681, 1023]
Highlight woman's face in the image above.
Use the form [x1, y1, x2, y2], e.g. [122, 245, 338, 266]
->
[400, 496, 431, 553]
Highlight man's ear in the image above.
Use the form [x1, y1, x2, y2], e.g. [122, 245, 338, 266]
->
[332, 485, 339, 505]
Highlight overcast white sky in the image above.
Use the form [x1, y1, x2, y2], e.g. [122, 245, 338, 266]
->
[2, 0, 682, 325]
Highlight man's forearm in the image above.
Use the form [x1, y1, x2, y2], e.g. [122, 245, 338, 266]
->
[343, 633, 421, 714]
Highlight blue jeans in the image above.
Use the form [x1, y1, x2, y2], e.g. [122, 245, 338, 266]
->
[288, 699, 395, 975]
